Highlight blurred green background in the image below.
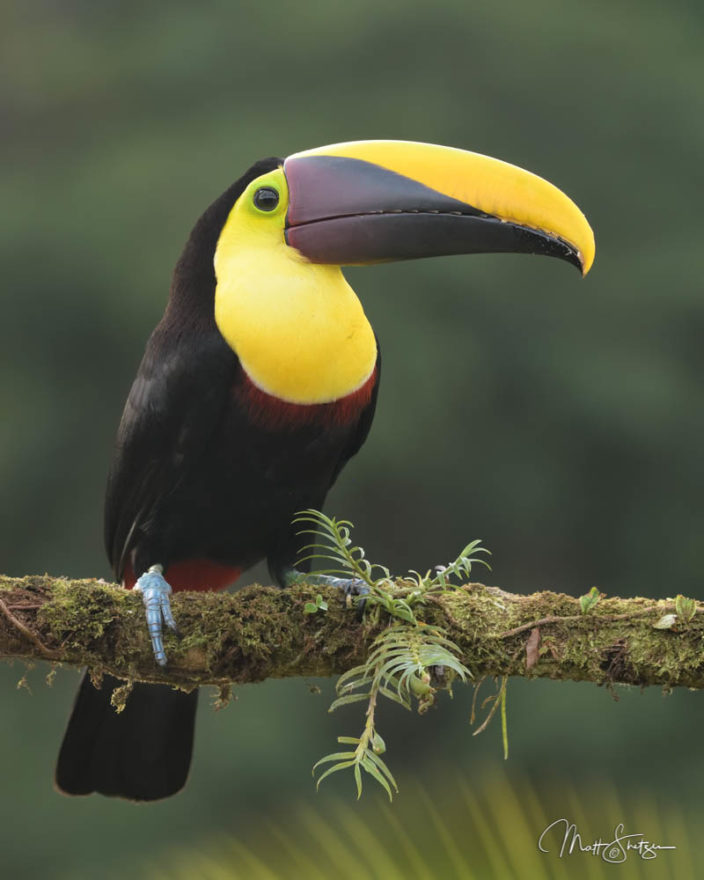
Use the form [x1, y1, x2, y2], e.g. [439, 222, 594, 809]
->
[2, 1, 704, 877]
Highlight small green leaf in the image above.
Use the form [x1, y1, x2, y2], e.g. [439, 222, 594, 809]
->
[339, 673, 368, 689]
[371, 732, 386, 754]
[379, 686, 411, 709]
[361, 756, 395, 801]
[409, 675, 433, 697]
[675, 594, 696, 623]
[653, 614, 678, 630]
[312, 750, 356, 770]
[579, 586, 602, 614]
[329, 693, 370, 712]
[363, 750, 399, 798]
[315, 760, 357, 788]
[391, 603, 416, 624]
[354, 762, 363, 799]
[304, 594, 329, 615]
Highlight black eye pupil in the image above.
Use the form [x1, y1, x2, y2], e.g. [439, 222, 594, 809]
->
[254, 187, 279, 211]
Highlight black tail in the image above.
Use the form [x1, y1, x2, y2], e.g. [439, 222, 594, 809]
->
[55, 671, 198, 801]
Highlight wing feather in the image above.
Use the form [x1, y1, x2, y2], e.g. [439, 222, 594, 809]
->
[104, 321, 236, 580]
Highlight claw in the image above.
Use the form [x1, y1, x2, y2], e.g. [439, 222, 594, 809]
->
[323, 575, 369, 601]
[330, 577, 369, 619]
[133, 564, 176, 666]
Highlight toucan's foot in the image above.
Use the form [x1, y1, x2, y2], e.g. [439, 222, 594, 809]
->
[133, 565, 177, 666]
[284, 570, 369, 616]
[319, 575, 369, 602]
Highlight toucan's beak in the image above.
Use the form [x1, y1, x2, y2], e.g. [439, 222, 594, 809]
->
[283, 140, 594, 275]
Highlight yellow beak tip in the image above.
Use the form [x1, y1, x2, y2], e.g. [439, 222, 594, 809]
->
[580, 243, 595, 277]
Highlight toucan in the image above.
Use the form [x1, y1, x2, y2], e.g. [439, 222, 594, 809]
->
[55, 140, 594, 801]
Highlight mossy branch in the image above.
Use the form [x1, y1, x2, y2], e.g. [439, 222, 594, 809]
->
[1, 573, 703, 691]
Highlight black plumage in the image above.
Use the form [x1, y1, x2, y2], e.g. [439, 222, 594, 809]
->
[56, 158, 380, 800]
[56, 674, 197, 801]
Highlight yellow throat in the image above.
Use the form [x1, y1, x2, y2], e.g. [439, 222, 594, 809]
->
[213, 168, 377, 405]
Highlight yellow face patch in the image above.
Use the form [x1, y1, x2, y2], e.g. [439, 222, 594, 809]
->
[213, 168, 377, 404]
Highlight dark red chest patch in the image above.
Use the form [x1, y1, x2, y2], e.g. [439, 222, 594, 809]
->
[123, 559, 242, 593]
[233, 363, 378, 431]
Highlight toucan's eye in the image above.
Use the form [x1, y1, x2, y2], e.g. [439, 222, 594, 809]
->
[253, 187, 279, 212]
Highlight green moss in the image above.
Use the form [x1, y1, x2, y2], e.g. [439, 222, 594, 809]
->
[1, 572, 703, 691]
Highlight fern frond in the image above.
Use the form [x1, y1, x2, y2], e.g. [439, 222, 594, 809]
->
[301, 508, 490, 799]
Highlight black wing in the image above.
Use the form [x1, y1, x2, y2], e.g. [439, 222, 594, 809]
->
[104, 319, 236, 580]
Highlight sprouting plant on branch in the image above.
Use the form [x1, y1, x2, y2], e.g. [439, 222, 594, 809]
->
[295, 510, 492, 799]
